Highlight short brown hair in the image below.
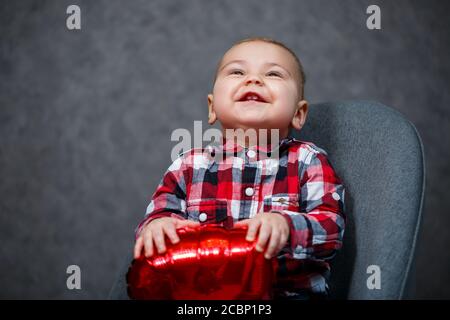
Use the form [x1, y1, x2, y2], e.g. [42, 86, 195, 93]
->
[213, 37, 306, 99]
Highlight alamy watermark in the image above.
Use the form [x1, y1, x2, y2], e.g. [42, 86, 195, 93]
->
[171, 121, 281, 163]
[66, 265, 81, 290]
[366, 5, 381, 30]
[366, 265, 381, 290]
[66, 5, 380, 31]
[66, 5, 81, 30]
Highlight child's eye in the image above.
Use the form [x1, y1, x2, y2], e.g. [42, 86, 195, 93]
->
[230, 70, 244, 75]
[266, 71, 282, 77]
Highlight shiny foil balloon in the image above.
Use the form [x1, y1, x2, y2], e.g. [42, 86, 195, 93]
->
[127, 225, 277, 300]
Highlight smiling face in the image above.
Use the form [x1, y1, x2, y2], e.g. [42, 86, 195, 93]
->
[208, 40, 308, 140]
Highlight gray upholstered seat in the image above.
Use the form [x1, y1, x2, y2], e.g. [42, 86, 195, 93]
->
[293, 100, 425, 299]
[109, 100, 425, 300]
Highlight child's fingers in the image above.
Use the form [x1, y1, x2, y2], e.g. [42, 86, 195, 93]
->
[255, 223, 271, 252]
[264, 229, 280, 259]
[134, 236, 144, 259]
[245, 219, 261, 242]
[278, 232, 289, 252]
[234, 219, 250, 227]
[143, 232, 154, 258]
[163, 223, 180, 244]
[152, 227, 167, 254]
[176, 219, 200, 229]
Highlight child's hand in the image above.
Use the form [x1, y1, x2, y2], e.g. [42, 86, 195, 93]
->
[134, 217, 200, 259]
[235, 212, 290, 259]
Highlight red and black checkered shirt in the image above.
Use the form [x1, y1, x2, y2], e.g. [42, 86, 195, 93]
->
[136, 136, 345, 297]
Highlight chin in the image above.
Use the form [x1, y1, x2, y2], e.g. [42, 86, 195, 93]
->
[234, 118, 268, 128]
[236, 116, 287, 129]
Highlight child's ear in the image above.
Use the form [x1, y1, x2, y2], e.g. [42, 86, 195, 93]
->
[290, 100, 308, 131]
[207, 94, 217, 125]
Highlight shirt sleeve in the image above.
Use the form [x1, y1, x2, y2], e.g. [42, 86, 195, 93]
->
[280, 149, 346, 261]
[134, 156, 189, 239]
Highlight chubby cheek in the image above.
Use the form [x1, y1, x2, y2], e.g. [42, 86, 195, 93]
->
[274, 84, 298, 104]
[266, 110, 295, 129]
[213, 79, 233, 95]
[213, 103, 235, 126]
[212, 96, 232, 118]
[212, 84, 235, 111]
[271, 84, 294, 100]
[269, 95, 298, 126]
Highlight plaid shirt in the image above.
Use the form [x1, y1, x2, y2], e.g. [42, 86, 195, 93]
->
[136, 136, 345, 297]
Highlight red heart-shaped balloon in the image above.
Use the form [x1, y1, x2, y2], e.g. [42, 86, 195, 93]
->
[127, 224, 277, 300]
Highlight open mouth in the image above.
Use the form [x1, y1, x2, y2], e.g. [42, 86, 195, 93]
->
[237, 91, 268, 103]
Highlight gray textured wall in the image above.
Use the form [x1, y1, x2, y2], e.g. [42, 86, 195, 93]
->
[0, 0, 449, 299]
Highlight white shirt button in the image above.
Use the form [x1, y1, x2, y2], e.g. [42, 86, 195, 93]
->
[245, 187, 254, 196]
[332, 192, 340, 201]
[247, 150, 256, 158]
[198, 212, 208, 222]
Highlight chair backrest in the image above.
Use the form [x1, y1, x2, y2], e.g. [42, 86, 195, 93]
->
[291, 100, 425, 299]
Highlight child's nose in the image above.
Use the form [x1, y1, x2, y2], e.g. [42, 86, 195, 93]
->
[245, 74, 263, 86]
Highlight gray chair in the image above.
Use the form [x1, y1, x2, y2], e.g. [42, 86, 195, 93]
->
[109, 100, 425, 300]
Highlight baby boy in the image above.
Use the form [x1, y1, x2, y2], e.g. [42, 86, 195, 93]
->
[133, 37, 346, 299]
